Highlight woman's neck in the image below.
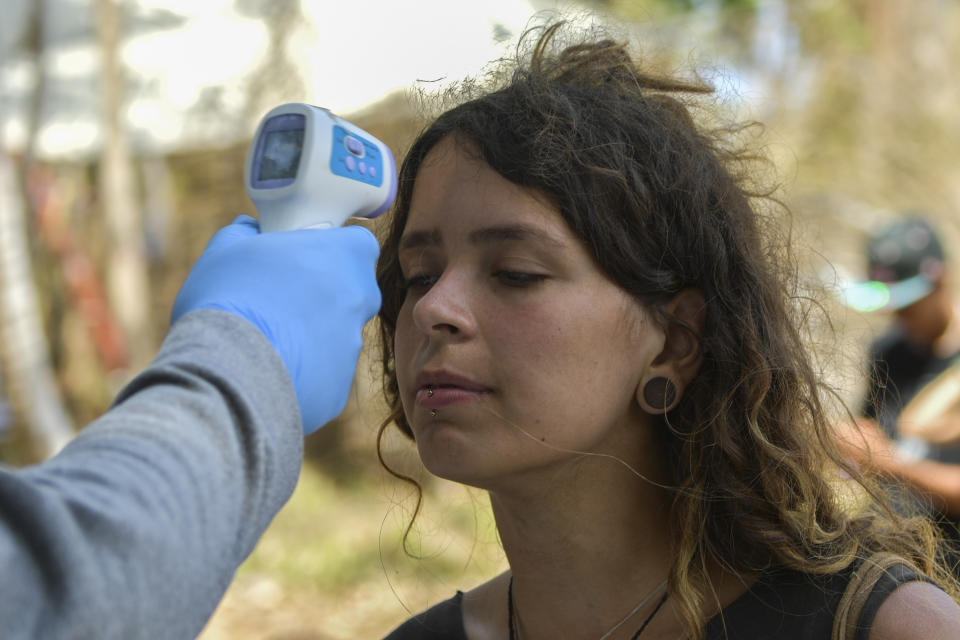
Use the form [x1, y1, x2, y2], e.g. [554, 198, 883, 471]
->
[487, 458, 677, 639]
[461, 445, 754, 639]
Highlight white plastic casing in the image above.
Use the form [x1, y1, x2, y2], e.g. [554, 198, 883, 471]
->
[245, 103, 397, 232]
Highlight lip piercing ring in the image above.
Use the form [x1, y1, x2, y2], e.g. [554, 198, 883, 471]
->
[426, 386, 435, 398]
[430, 410, 438, 417]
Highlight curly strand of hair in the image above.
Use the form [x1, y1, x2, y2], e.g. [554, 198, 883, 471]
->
[376, 405, 423, 558]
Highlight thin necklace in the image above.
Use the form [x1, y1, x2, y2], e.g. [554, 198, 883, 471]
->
[508, 576, 669, 640]
[629, 592, 668, 640]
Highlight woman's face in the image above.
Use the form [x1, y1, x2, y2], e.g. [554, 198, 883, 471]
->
[393, 136, 666, 488]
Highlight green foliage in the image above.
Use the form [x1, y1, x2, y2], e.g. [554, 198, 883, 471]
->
[583, 0, 758, 22]
[793, 0, 869, 53]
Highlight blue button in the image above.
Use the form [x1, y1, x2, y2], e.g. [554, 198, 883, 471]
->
[345, 156, 356, 171]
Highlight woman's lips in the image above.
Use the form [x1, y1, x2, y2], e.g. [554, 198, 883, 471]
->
[416, 385, 489, 408]
[414, 370, 490, 408]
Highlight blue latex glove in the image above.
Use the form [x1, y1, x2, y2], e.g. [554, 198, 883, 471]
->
[171, 215, 381, 433]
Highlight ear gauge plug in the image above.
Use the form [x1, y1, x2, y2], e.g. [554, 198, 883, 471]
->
[643, 377, 678, 412]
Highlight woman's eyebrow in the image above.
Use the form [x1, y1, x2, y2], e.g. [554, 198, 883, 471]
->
[398, 229, 441, 253]
[468, 224, 566, 249]
[399, 224, 565, 253]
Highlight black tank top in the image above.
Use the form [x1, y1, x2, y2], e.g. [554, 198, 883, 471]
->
[382, 562, 935, 639]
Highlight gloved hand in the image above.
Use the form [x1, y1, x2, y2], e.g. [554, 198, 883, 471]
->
[171, 215, 381, 433]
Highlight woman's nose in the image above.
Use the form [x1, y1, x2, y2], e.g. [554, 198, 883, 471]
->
[411, 273, 476, 339]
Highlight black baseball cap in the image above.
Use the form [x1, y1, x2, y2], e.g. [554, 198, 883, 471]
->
[842, 216, 946, 312]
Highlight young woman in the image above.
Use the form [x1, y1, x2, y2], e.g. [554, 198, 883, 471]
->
[374, 22, 960, 639]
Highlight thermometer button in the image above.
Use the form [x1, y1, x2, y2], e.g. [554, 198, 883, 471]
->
[344, 135, 364, 156]
[344, 156, 356, 172]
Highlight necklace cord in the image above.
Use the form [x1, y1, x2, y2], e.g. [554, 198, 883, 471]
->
[598, 579, 668, 640]
[508, 576, 517, 639]
[508, 576, 669, 640]
[630, 592, 669, 640]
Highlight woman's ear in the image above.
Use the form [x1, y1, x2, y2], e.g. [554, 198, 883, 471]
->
[636, 288, 706, 414]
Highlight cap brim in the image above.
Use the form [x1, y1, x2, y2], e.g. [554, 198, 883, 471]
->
[842, 274, 935, 312]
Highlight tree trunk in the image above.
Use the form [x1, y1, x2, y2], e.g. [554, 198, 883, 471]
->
[96, 0, 153, 373]
[0, 153, 74, 459]
[0, 0, 74, 460]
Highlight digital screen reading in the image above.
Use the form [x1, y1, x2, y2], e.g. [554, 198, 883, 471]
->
[258, 129, 305, 181]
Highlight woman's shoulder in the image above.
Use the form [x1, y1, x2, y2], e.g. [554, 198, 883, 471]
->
[870, 579, 960, 640]
[706, 556, 959, 640]
[380, 592, 467, 640]
[833, 554, 960, 640]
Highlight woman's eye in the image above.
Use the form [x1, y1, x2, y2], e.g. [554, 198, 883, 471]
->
[494, 271, 547, 287]
[403, 274, 439, 292]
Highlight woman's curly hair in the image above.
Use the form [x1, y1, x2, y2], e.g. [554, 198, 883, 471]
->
[375, 20, 959, 638]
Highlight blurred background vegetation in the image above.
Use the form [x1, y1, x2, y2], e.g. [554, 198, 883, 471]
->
[1, 0, 960, 637]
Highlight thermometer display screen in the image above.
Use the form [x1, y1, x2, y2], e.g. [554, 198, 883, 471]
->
[258, 129, 305, 181]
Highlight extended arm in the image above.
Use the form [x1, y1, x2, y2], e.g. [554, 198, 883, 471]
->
[0, 217, 381, 638]
[838, 417, 960, 517]
[0, 311, 301, 638]
[898, 365, 960, 445]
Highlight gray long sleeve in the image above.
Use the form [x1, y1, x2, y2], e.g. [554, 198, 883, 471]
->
[0, 309, 304, 639]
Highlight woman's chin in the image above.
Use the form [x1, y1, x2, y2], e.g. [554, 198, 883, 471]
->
[414, 430, 496, 486]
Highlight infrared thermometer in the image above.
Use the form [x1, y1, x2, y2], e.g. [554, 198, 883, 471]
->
[245, 103, 397, 232]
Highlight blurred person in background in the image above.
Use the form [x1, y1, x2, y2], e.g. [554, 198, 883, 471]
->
[374, 22, 960, 640]
[0, 215, 380, 639]
[841, 215, 960, 571]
